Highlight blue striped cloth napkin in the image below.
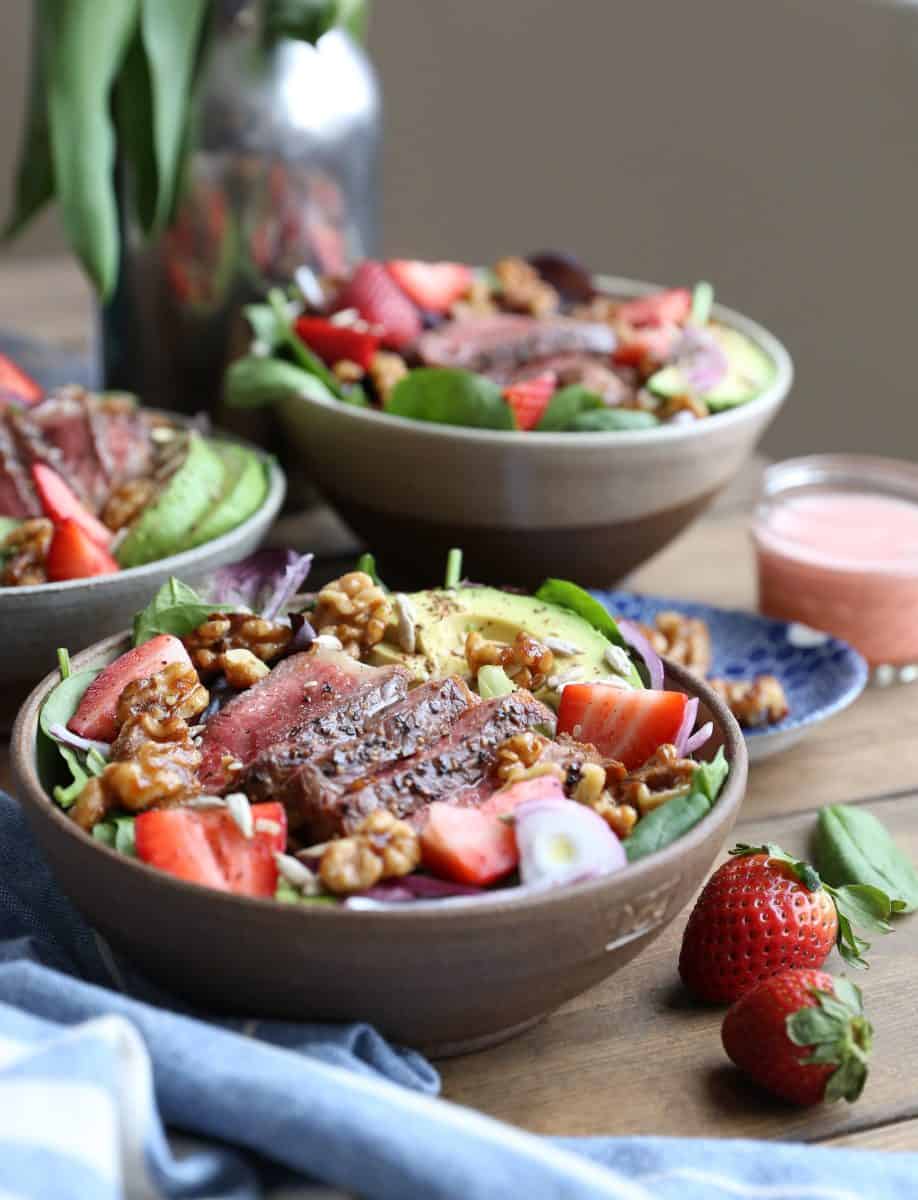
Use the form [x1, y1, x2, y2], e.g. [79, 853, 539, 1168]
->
[1, 790, 916, 1199]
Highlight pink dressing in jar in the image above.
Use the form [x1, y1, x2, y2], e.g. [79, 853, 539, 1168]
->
[753, 456, 918, 671]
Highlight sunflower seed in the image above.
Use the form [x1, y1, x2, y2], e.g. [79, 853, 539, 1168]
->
[225, 792, 254, 838]
[254, 818, 283, 836]
[314, 634, 344, 651]
[604, 645, 633, 677]
[274, 852, 316, 890]
[544, 637, 580, 656]
[184, 795, 227, 811]
[297, 842, 331, 860]
[394, 593, 416, 654]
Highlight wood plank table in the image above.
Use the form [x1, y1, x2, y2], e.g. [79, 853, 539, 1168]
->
[2, 255, 917, 1156]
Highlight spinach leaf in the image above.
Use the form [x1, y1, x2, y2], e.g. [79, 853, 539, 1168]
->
[816, 805, 918, 914]
[133, 577, 229, 646]
[243, 302, 287, 354]
[534, 386, 603, 432]
[276, 879, 338, 906]
[39, 667, 102, 808]
[386, 369, 514, 431]
[623, 791, 711, 862]
[92, 814, 137, 857]
[356, 552, 385, 588]
[266, 288, 344, 396]
[536, 579, 628, 652]
[224, 355, 340, 410]
[692, 747, 729, 805]
[567, 408, 659, 433]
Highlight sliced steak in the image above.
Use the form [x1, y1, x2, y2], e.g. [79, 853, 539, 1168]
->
[288, 690, 554, 842]
[0, 419, 39, 517]
[245, 675, 477, 830]
[91, 393, 156, 484]
[494, 353, 635, 405]
[415, 314, 616, 374]
[198, 649, 410, 792]
[19, 389, 110, 509]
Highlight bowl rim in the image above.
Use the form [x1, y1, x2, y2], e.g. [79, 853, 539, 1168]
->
[12, 638, 748, 922]
[0, 441, 286, 598]
[277, 273, 793, 449]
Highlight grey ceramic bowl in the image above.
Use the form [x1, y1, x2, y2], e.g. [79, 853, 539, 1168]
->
[12, 647, 746, 1055]
[274, 276, 792, 589]
[0, 447, 285, 726]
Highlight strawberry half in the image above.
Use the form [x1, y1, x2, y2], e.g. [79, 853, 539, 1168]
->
[0, 352, 42, 408]
[31, 462, 113, 548]
[334, 260, 422, 350]
[556, 683, 688, 771]
[293, 316, 379, 370]
[385, 260, 473, 313]
[46, 519, 120, 584]
[679, 843, 896, 1004]
[503, 373, 557, 431]
[135, 801, 287, 897]
[420, 801, 518, 886]
[722, 969, 872, 1106]
[616, 287, 692, 328]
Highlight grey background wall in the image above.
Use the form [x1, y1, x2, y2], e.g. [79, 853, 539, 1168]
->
[2, 0, 917, 461]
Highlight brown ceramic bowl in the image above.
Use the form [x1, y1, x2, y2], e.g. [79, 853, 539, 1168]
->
[273, 275, 792, 589]
[12, 645, 746, 1055]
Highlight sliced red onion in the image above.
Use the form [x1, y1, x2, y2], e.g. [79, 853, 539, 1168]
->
[618, 619, 664, 690]
[514, 797, 626, 888]
[279, 611, 316, 659]
[358, 876, 485, 903]
[48, 723, 110, 757]
[672, 327, 729, 394]
[684, 721, 714, 757]
[674, 697, 700, 756]
[262, 552, 314, 621]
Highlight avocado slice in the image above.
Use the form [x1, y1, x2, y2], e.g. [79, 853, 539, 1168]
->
[648, 323, 775, 410]
[368, 585, 639, 708]
[116, 433, 225, 568]
[186, 442, 268, 548]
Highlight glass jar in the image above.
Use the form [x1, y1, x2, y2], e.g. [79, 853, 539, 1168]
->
[752, 455, 918, 683]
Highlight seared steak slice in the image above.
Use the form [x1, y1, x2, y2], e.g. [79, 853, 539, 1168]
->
[415, 314, 615, 374]
[494, 353, 635, 406]
[198, 649, 410, 792]
[246, 675, 477, 829]
[91, 393, 156, 484]
[0, 420, 39, 517]
[19, 389, 110, 509]
[290, 690, 554, 842]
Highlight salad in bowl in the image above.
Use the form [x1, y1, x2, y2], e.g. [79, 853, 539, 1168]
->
[37, 550, 731, 907]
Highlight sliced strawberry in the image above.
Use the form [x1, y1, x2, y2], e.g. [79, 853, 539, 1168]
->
[0, 352, 42, 409]
[612, 325, 678, 370]
[293, 316, 379, 370]
[69, 634, 192, 741]
[502, 372, 557, 431]
[385, 260, 473, 313]
[31, 462, 113, 547]
[420, 801, 518, 886]
[334, 261, 423, 350]
[46, 519, 120, 585]
[135, 802, 286, 897]
[557, 683, 689, 771]
[616, 288, 692, 329]
[479, 774, 567, 818]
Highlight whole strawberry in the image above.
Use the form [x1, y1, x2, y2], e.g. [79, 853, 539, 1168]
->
[722, 969, 872, 1106]
[679, 843, 894, 1003]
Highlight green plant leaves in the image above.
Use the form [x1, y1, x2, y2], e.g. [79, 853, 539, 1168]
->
[132, 577, 228, 646]
[786, 981, 872, 1104]
[566, 408, 659, 433]
[263, 0, 370, 45]
[535, 579, 631, 653]
[692, 748, 729, 804]
[38, 664, 102, 807]
[225, 356, 340, 410]
[623, 792, 712, 862]
[533, 386, 603, 432]
[92, 814, 137, 856]
[386, 368, 514, 431]
[816, 804, 918, 914]
[2, 7, 55, 241]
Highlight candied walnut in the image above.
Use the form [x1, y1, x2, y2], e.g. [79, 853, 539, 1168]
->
[709, 675, 789, 729]
[592, 795, 639, 839]
[117, 661, 209, 728]
[332, 359, 365, 384]
[493, 257, 559, 317]
[183, 612, 292, 674]
[494, 730, 550, 783]
[221, 647, 270, 689]
[571, 295, 620, 324]
[312, 571, 391, 658]
[465, 631, 554, 692]
[318, 810, 420, 895]
[637, 610, 712, 677]
[657, 393, 710, 422]
[101, 477, 158, 532]
[612, 743, 696, 815]
[368, 351, 407, 402]
[451, 274, 497, 320]
[1, 518, 53, 586]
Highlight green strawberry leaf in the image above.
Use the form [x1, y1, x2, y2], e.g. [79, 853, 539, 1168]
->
[730, 843, 822, 892]
[786, 982, 872, 1104]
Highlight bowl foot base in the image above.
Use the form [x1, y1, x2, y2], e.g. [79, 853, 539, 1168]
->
[423, 1014, 545, 1059]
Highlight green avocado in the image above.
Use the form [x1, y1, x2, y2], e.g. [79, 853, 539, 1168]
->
[368, 585, 639, 708]
[186, 442, 267, 548]
[648, 323, 775, 411]
[116, 433, 225, 568]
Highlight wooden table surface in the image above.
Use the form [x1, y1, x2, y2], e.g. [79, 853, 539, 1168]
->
[2, 256, 917, 1155]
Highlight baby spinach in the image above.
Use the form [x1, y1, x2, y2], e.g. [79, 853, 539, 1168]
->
[533, 386, 603, 432]
[691, 747, 729, 805]
[133, 577, 229, 646]
[816, 805, 918, 914]
[225, 355, 340, 410]
[567, 408, 659, 433]
[92, 814, 137, 857]
[356, 552, 386, 589]
[624, 792, 712, 862]
[535, 579, 629, 652]
[385, 369, 514, 431]
[276, 879, 337, 906]
[39, 665, 103, 807]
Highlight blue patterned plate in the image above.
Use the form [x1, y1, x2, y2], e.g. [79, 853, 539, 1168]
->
[595, 591, 869, 761]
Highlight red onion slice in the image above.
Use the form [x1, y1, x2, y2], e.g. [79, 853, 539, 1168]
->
[262, 552, 314, 621]
[673, 327, 729, 394]
[514, 796, 626, 887]
[674, 697, 700, 756]
[618, 619, 664, 690]
[355, 877, 486, 903]
[49, 723, 110, 757]
[684, 721, 714, 757]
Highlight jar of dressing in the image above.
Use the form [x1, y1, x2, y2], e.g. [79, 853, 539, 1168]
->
[753, 455, 918, 680]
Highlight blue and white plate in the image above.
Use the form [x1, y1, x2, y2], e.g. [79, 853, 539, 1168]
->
[595, 591, 869, 762]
